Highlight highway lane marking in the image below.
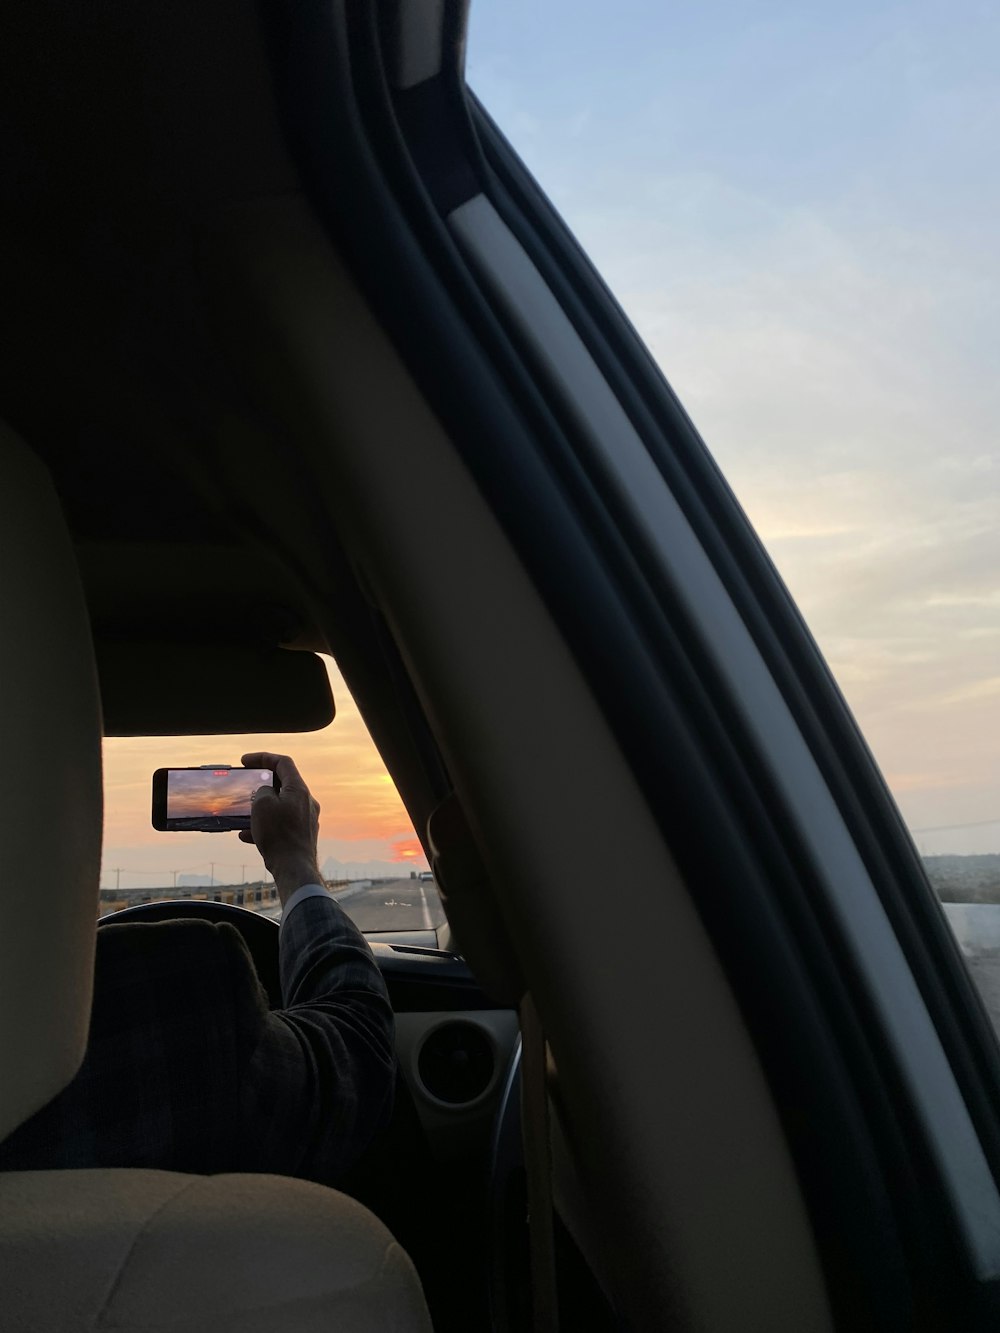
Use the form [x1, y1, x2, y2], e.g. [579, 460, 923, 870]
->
[418, 882, 434, 931]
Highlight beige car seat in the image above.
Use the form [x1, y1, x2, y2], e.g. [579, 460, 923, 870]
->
[0, 428, 433, 1332]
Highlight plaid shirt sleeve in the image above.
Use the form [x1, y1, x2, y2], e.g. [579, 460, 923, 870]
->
[227, 893, 396, 1186]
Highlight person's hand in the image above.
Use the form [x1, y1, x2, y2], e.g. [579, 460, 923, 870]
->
[239, 752, 323, 906]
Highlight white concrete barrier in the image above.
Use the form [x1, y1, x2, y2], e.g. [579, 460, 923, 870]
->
[331, 880, 372, 903]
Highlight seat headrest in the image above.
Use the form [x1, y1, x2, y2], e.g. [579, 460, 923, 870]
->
[0, 426, 103, 1142]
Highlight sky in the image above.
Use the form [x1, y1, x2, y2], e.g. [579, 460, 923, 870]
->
[467, 0, 1000, 854]
[102, 657, 428, 889]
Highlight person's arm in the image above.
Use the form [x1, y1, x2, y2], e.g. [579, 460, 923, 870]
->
[227, 752, 396, 1185]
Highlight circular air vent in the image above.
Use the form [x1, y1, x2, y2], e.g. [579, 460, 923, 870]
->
[417, 1021, 496, 1107]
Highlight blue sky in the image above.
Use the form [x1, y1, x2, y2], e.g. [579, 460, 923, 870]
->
[468, 1, 1000, 853]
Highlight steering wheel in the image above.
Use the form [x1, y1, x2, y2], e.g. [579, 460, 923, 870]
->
[98, 900, 282, 1008]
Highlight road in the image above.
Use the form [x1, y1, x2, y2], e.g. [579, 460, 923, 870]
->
[260, 878, 445, 934]
[337, 878, 445, 933]
[942, 904, 1000, 1040]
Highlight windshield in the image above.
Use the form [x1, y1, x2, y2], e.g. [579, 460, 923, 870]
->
[101, 656, 446, 935]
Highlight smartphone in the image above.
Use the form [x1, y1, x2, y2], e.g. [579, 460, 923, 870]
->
[151, 766, 274, 832]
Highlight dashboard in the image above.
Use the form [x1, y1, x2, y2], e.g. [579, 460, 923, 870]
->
[369, 941, 519, 1159]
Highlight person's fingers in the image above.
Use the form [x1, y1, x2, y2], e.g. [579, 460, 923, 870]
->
[248, 785, 278, 840]
[238, 828, 256, 844]
[240, 752, 306, 792]
[240, 751, 274, 770]
[235, 754, 321, 898]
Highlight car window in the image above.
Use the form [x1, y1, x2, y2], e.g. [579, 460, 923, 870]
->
[469, 2, 1000, 1027]
[101, 656, 446, 933]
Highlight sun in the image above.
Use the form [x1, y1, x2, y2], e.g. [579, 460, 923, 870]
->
[391, 836, 426, 865]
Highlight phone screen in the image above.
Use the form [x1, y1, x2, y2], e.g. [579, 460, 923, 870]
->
[153, 767, 273, 831]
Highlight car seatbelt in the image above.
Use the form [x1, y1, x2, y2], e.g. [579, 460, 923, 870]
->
[519, 992, 559, 1332]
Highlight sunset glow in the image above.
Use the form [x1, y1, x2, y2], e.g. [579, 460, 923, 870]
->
[101, 657, 429, 888]
[166, 769, 270, 820]
[393, 840, 423, 862]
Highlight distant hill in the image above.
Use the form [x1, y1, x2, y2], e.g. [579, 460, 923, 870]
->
[924, 854, 1000, 904]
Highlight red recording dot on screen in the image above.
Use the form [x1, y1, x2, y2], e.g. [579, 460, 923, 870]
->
[212, 770, 228, 776]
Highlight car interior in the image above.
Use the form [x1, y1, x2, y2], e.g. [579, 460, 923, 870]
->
[0, 4, 587, 1327]
[0, 1, 875, 1331]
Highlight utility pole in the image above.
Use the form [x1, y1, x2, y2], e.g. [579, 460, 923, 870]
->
[241, 864, 246, 884]
[209, 862, 215, 886]
[171, 869, 178, 889]
[113, 868, 121, 891]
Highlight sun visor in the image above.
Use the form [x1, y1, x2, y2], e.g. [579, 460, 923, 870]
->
[97, 640, 335, 736]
